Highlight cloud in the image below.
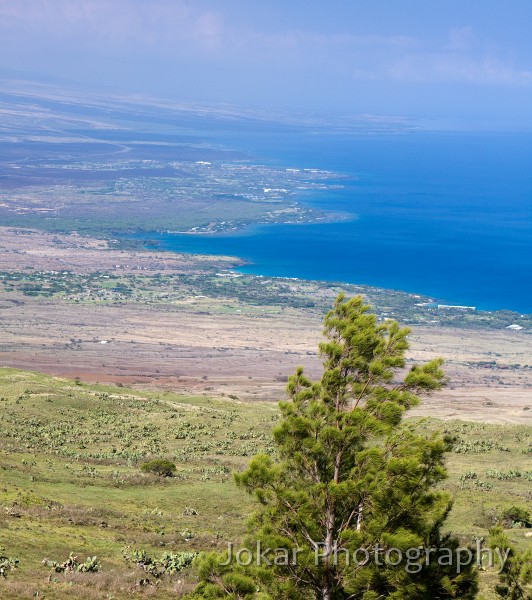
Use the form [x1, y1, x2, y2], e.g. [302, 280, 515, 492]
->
[0, 0, 223, 51]
[0, 0, 417, 58]
[1, 0, 530, 100]
[347, 27, 532, 88]
[387, 52, 532, 87]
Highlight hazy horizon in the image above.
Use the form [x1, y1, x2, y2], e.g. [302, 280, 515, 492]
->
[1, 0, 532, 130]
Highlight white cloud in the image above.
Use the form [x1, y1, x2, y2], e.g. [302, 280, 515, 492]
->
[0, 0, 419, 56]
[0, 0, 222, 49]
[1, 0, 530, 91]
[388, 52, 532, 86]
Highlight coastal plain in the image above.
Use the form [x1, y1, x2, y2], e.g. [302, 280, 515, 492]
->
[0, 227, 530, 424]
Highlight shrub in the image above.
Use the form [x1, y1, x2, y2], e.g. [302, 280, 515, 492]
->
[0, 549, 19, 578]
[140, 459, 176, 477]
[159, 551, 197, 574]
[502, 506, 532, 528]
[122, 547, 198, 578]
[42, 553, 101, 573]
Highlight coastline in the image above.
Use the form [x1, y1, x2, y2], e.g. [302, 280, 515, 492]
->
[124, 229, 532, 318]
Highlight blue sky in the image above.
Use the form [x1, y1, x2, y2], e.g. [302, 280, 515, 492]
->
[1, 0, 531, 126]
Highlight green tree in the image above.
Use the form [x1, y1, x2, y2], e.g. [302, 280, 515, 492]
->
[192, 551, 258, 599]
[191, 294, 478, 599]
[489, 527, 532, 599]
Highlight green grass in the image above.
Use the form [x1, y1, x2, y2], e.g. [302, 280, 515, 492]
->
[0, 368, 277, 598]
[0, 368, 530, 598]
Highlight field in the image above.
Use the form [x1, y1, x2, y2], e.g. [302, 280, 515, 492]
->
[0, 368, 277, 598]
[0, 368, 530, 599]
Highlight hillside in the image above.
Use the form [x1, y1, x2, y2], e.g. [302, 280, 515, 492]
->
[0, 368, 530, 598]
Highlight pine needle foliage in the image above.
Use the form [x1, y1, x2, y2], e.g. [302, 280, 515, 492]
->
[489, 527, 532, 599]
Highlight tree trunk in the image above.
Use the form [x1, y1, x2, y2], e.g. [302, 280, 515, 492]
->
[322, 497, 336, 600]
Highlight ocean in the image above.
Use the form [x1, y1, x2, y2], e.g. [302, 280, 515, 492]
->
[133, 129, 532, 314]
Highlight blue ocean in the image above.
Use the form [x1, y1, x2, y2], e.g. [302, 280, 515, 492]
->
[137, 130, 532, 314]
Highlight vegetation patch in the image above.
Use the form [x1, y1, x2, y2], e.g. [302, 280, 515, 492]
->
[140, 459, 177, 477]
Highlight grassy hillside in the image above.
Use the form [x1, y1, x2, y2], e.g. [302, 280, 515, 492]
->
[0, 368, 530, 599]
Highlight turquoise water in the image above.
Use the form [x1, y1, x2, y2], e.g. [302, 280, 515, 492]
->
[133, 130, 532, 313]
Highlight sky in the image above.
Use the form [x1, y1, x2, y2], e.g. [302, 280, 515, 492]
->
[1, 0, 532, 127]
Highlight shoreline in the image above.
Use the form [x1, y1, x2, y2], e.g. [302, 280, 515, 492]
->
[123, 231, 532, 318]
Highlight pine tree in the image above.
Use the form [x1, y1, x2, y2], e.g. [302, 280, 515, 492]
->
[191, 294, 479, 599]
[489, 526, 532, 599]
